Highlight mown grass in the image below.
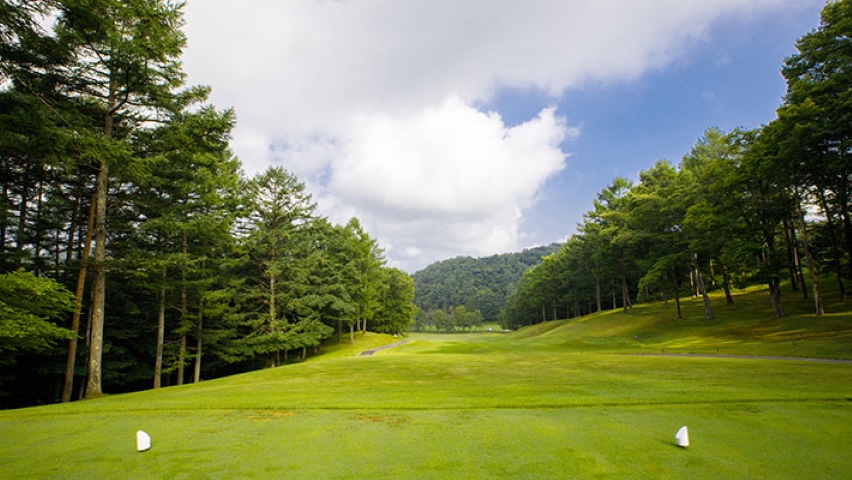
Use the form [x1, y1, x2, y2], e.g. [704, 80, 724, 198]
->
[1, 283, 850, 478]
[493, 282, 852, 359]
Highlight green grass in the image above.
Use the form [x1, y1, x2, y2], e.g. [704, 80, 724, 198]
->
[502, 283, 852, 359]
[1, 285, 851, 478]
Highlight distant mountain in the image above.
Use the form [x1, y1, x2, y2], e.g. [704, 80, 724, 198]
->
[412, 244, 561, 320]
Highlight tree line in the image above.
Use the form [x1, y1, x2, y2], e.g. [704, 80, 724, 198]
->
[501, 0, 851, 329]
[412, 305, 486, 333]
[0, 0, 413, 409]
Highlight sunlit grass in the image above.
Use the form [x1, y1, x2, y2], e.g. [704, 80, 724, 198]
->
[1, 282, 850, 478]
[493, 280, 852, 359]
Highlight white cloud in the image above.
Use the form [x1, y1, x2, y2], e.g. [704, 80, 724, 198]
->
[322, 98, 572, 268]
[332, 99, 569, 217]
[181, 0, 820, 270]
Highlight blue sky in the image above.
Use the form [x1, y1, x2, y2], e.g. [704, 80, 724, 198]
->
[182, 1, 825, 272]
[497, 4, 824, 249]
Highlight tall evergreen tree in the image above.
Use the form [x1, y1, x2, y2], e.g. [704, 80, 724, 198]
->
[228, 167, 317, 367]
[372, 267, 415, 335]
[51, 0, 189, 397]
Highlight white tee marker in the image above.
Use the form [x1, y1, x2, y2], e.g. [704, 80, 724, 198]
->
[136, 430, 152, 452]
[675, 426, 689, 448]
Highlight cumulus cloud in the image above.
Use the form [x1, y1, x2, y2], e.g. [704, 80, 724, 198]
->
[332, 99, 570, 217]
[181, 0, 820, 270]
[322, 98, 574, 263]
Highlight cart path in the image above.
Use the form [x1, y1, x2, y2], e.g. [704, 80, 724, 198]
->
[358, 339, 411, 356]
[634, 353, 852, 364]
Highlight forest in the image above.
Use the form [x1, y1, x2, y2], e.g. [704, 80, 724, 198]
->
[0, 1, 414, 408]
[411, 244, 559, 324]
[500, 1, 851, 329]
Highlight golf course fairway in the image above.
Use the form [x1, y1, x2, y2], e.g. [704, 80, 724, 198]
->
[2, 296, 851, 478]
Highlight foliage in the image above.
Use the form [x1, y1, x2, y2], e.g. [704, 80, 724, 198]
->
[0, 1, 412, 406]
[0, 269, 73, 353]
[412, 244, 560, 320]
[372, 267, 416, 335]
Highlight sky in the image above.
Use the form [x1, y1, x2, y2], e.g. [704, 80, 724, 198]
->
[180, 0, 825, 273]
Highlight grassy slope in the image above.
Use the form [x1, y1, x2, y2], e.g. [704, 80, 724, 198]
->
[1, 285, 851, 479]
[504, 283, 852, 359]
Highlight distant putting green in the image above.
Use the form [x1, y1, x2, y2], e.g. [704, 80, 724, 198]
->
[2, 290, 851, 478]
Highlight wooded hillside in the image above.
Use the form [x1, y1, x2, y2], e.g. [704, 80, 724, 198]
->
[412, 244, 560, 320]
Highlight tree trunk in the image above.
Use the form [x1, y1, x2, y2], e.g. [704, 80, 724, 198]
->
[769, 276, 785, 318]
[33, 179, 44, 276]
[81, 279, 94, 399]
[721, 263, 734, 305]
[611, 283, 617, 310]
[85, 75, 116, 399]
[61, 195, 95, 403]
[817, 190, 846, 301]
[672, 264, 682, 320]
[689, 269, 697, 297]
[787, 219, 808, 298]
[795, 192, 824, 315]
[692, 252, 714, 320]
[595, 278, 602, 312]
[764, 225, 785, 318]
[177, 230, 188, 386]
[783, 217, 799, 292]
[154, 286, 165, 388]
[349, 323, 354, 345]
[54, 219, 62, 277]
[594, 265, 602, 312]
[619, 255, 631, 313]
[0, 167, 7, 255]
[84, 158, 108, 398]
[174, 335, 185, 384]
[14, 174, 29, 268]
[269, 273, 277, 362]
[194, 298, 203, 383]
